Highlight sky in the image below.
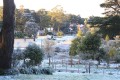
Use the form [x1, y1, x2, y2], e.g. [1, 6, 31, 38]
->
[0, 0, 105, 18]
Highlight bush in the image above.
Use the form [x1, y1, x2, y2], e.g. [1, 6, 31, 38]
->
[19, 67, 33, 74]
[14, 32, 25, 38]
[0, 68, 20, 75]
[57, 31, 63, 37]
[12, 48, 24, 67]
[4, 68, 19, 75]
[114, 51, 120, 63]
[41, 67, 53, 75]
[19, 67, 53, 75]
[24, 44, 44, 66]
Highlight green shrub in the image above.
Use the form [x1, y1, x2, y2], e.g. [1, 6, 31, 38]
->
[14, 32, 25, 38]
[57, 31, 63, 37]
[114, 51, 120, 63]
[41, 67, 54, 75]
[24, 44, 44, 66]
[19, 67, 53, 75]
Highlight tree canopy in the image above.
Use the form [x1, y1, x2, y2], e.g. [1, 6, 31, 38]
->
[87, 15, 120, 39]
[69, 37, 81, 56]
[100, 0, 120, 16]
[36, 9, 51, 30]
[48, 5, 65, 31]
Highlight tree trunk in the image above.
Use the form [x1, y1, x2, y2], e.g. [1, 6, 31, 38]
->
[48, 53, 51, 66]
[107, 59, 110, 68]
[0, 0, 15, 69]
[70, 56, 73, 67]
[78, 55, 81, 64]
[88, 62, 91, 73]
[49, 57, 51, 66]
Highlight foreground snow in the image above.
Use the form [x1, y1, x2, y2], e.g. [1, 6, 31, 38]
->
[0, 72, 120, 80]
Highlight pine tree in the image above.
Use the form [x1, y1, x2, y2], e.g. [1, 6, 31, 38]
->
[100, 0, 120, 16]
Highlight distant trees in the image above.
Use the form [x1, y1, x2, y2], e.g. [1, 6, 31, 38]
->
[14, 5, 86, 36]
[87, 16, 104, 27]
[48, 5, 65, 32]
[15, 9, 28, 33]
[15, 6, 42, 39]
[68, 14, 84, 24]
[36, 9, 51, 30]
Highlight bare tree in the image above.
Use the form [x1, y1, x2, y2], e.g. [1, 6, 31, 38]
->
[43, 39, 55, 66]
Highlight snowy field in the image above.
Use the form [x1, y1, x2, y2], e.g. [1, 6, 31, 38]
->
[11, 35, 120, 80]
[0, 72, 120, 80]
[14, 35, 76, 49]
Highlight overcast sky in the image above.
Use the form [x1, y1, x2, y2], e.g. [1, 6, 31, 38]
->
[0, 0, 105, 18]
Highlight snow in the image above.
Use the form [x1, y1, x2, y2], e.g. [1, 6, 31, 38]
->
[10, 35, 120, 80]
[14, 35, 75, 51]
[0, 72, 120, 80]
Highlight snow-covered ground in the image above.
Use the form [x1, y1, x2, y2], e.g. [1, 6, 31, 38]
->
[10, 35, 120, 80]
[14, 35, 75, 49]
[0, 72, 120, 80]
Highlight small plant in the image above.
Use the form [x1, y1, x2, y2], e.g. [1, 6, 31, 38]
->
[76, 30, 83, 38]
[57, 31, 63, 37]
[24, 44, 44, 66]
